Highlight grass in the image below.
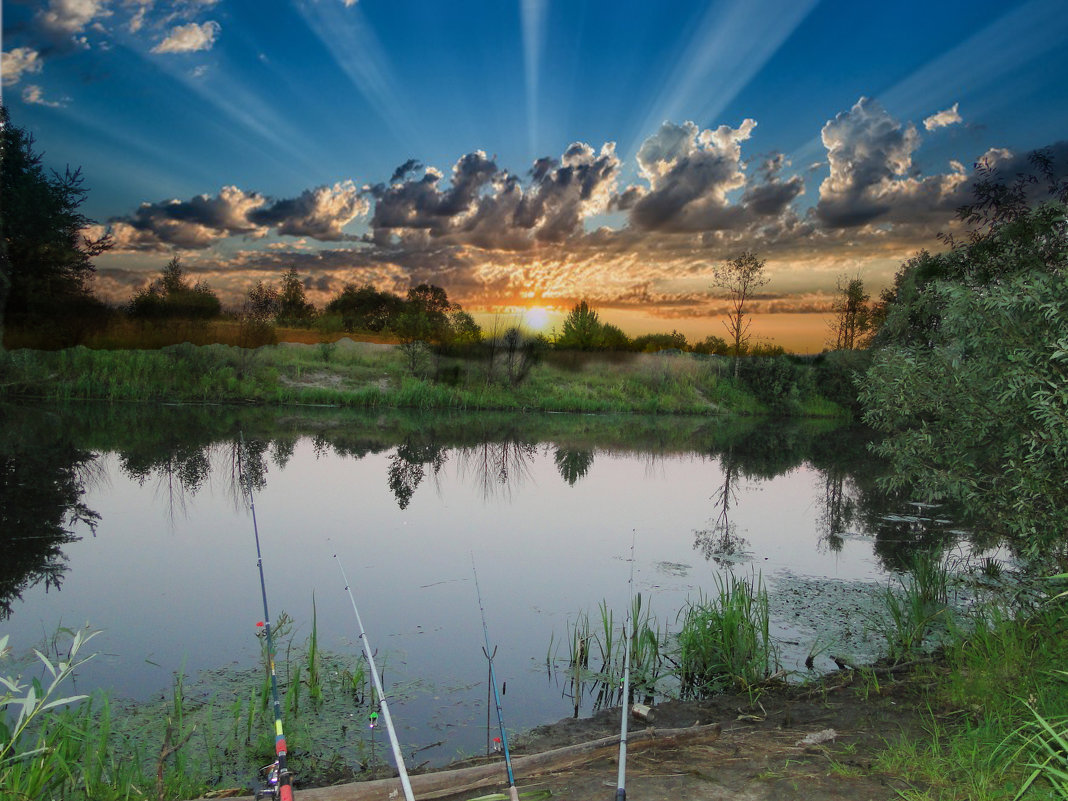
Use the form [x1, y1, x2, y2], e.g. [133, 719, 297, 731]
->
[0, 339, 850, 417]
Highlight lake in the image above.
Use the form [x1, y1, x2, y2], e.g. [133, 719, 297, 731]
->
[0, 402, 965, 776]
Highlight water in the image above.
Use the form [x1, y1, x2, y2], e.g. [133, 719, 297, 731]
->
[0, 402, 963, 769]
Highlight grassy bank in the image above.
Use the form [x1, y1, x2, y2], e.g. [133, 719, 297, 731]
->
[0, 339, 857, 417]
[4, 564, 1067, 800]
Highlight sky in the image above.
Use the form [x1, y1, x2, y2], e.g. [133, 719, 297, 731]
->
[2, 0, 1067, 350]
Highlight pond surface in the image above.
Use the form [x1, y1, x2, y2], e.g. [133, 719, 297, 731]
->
[0, 402, 966, 771]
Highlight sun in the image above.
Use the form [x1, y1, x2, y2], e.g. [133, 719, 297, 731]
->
[522, 305, 550, 331]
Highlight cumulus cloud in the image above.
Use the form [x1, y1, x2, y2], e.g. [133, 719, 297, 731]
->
[816, 97, 968, 228]
[741, 153, 805, 217]
[106, 183, 371, 250]
[36, 0, 111, 39]
[152, 20, 220, 53]
[924, 102, 962, 131]
[2, 47, 44, 86]
[627, 119, 757, 231]
[248, 181, 369, 240]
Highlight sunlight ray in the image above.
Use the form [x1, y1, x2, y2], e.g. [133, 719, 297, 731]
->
[295, 1, 422, 151]
[521, 0, 549, 158]
[789, 0, 1068, 173]
[626, 0, 819, 163]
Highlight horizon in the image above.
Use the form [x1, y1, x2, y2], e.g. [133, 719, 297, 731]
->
[3, 0, 1067, 352]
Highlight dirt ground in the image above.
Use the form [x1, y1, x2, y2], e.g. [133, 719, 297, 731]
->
[420, 664, 930, 801]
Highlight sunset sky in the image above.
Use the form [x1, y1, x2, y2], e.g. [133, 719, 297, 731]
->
[3, 0, 1067, 350]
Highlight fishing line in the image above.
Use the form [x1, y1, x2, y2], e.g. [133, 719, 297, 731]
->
[238, 432, 294, 801]
[334, 554, 415, 801]
[615, 532, 636, 801]
[471, 553, 520, 801]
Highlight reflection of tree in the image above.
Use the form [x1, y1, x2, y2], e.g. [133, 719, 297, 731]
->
[0, 438, 99, 619]
[816, 471, 855, 553]
[553, 448, 594, 486]
[694, 447, 749, 565]
[457, 439, 537, 501]
[387, 440, 448, 509]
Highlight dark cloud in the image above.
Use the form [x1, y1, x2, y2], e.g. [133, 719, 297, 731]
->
[626, 119, 756, 232]
[389, 159, 424, 184]
[248, 182, 367, 240]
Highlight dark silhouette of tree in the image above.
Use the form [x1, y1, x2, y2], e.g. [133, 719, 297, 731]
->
[126, 256, 222, 321]
[711, 251, 768, 364]
[0, 104, 112, 348]
[325, 283, 404, 332]
[276, 267, 316, 326]
[827, 276, 872, 350]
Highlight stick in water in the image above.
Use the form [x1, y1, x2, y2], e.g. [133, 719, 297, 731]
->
[616, 533, 637, 801]
[471, 554, 521, 801]
[334, 554, 415, 801]
[238, 433, 294, 801]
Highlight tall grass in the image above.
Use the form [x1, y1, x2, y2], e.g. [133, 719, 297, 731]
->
[674, 572, 777, 697]
[0, 341, 850, 417]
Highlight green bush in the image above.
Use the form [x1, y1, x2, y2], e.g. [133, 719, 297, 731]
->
[736, 355, 814, 415]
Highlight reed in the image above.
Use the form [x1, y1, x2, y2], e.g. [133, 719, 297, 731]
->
[674, 573, 776, 697]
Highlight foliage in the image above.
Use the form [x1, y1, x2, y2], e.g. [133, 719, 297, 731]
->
[812, 348, 872, 415]
[276, 268, 316, 327]
[736, 355, 815, 415]
[862, 150, 1068, 557]
[693, 334, 730, 355]
[325, 283, 404, 332]
[556, 299, 603, 350]
[0, 627, 98, 797]
[711, 251, 769, 359]
[126, 256, 222, 322]
[0, 105, 112, 347]
[630, 330, 688, 353]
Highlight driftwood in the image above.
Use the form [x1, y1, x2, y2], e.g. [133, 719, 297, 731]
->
[199, 722, 723, 801]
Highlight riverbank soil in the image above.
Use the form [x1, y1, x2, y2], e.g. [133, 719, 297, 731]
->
[446, 666, 930, 801]
[205, 664, 935, 801]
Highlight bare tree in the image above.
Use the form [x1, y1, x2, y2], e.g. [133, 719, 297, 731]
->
[711, 252, 769, 368]
[827, 275, 872, 350]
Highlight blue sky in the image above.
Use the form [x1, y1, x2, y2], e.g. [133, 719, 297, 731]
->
[3, 0, 1067, 346]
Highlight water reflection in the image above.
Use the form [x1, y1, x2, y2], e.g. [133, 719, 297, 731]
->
[0, 402, 973, 624]
[0, 407, 100, 619]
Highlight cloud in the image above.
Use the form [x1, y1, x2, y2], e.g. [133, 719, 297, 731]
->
[741, 153, 805, 216]
[36, 0, 112, 39]
[152, 20, 220, 53]
[22, 84, 69, 107]
[924, 102, 963, 131]
[816, 97, 968, 228]
[106, 183, 371, 250]
[248, 181, 369, 240]
[627, 119, 757, 232]
[1, 47, 44, 86]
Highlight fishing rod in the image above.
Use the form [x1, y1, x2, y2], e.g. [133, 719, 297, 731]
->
[238, 433, 294, 801]
[334, 554, 416, 801]
[471, 554, 520, 801]
[615, 534, 636, 801]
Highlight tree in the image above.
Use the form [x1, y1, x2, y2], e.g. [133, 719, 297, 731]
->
[276, 267, 316, 326]
[0, 105, 112, 347]
[711, 251, 769, 362]
[556, 300, 602, 350]
[325, 283, 404, 332]
[404, 283, 454, 342]
[238, 280, 279, 347]
[827, 276, 872, 350]
[861, 151, 1068, 556]
[126, 256, 221, 321]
